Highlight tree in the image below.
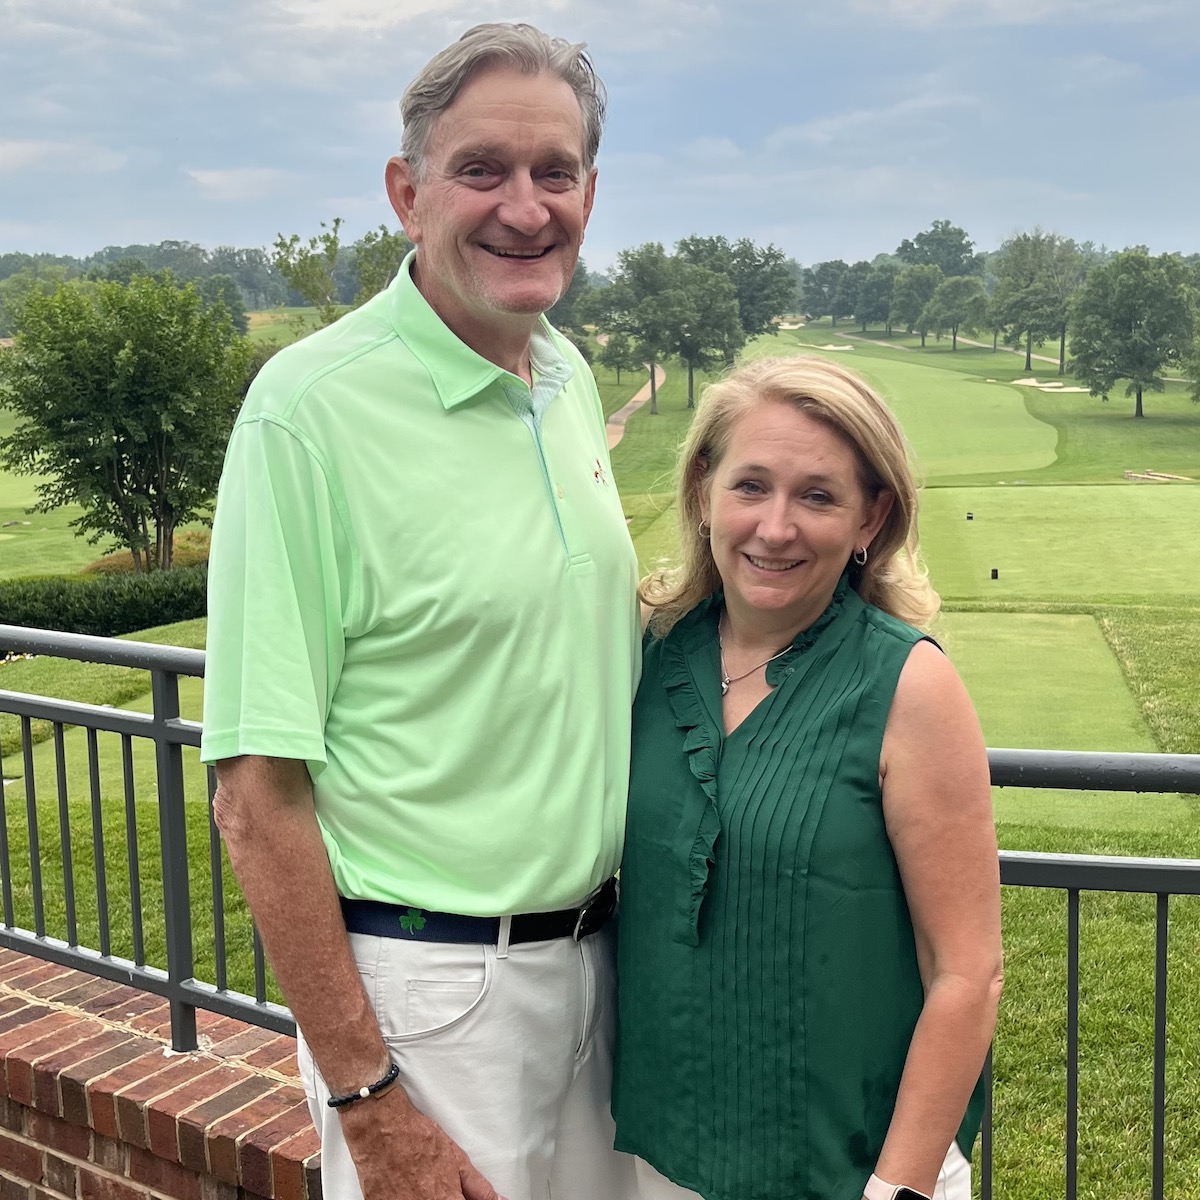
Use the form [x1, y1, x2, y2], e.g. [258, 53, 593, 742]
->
[547, 257, 592, 331]
[196, 273, 249, 335]
[351, 225, 412, 306]
[800, 260, 848, 323]
[1043, 236, 1086, 375]
[991, 231, 1060, 371]
[1186, 336, 1200, 407]
[586, 242, 679, 415]
[1069, 251, 1196, 418]
[0, 265, 75, 336]
[897, 220, 982, 277]
[0, 276, 251, 571]
[560, 328, 594, 364]
[920, 275, 987, 350]
[890, 265, 942, 344]
[597, 331, 642, 385]
[272, 218, 344, 326]
[675, 235, 796, 337]
[854, 262, 899, 334]
[86, 257, 150, 286]
[669, 261, 745, 406]
[835, 261, 871, 329]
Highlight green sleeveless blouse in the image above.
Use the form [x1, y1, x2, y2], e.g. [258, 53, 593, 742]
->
[613, 578, 983, 1200]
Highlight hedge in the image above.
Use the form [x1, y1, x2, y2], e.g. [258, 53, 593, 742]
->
[0, 564, 207, 640]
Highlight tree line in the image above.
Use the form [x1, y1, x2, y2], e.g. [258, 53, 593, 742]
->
[798, 220, 1200, 418]
[2, 214, 1198, 576]
[0, 228, 417, 337]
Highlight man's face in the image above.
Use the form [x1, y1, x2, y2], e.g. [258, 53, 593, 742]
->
[387, 66, 596, 345]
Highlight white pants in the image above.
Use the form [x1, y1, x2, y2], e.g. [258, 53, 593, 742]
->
[631, 1140, 973, 1200]
[297, 921, 637, 1200]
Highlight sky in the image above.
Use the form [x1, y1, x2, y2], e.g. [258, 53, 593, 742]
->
[3, 0, 1199, 272]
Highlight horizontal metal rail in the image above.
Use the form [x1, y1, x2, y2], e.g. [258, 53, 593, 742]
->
[989, 746, 1200, 793]
[0, 625, 204, 676]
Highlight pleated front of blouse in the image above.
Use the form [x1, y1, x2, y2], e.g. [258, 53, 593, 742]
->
[613, 580, 982, 1200]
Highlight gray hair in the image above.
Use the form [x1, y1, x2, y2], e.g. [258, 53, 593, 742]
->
[400, 23, 606, 178]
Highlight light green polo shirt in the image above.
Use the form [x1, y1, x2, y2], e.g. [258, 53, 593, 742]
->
[201, 252, 640, 915]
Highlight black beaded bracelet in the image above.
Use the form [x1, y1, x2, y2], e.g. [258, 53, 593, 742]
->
[326, 1061, 401, 1109]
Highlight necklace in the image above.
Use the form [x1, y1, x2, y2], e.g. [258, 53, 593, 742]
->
[718, 620, 793, 696]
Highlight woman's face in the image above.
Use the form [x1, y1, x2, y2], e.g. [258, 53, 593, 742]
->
[699, 398, 893, 634]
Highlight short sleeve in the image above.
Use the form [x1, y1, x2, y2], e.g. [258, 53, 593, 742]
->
[200, 415, 354, 773]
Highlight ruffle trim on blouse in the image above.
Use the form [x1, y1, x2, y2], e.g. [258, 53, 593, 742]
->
[660, 597, 723, 947]
[658, 576, 856, 945]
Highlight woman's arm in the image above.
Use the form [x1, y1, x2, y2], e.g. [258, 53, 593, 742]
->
[873, 639, 1003, 1196]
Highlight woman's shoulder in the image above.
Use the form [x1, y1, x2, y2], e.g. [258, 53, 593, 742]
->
[858, 596, 931, 651]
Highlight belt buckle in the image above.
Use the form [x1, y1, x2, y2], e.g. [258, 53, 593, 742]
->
[572, 895, 594, 942]
[572, 880, 612, 942]
[572, 883, 605, 941]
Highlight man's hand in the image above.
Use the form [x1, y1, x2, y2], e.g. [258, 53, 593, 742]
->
[340, 1085, 502, 1200]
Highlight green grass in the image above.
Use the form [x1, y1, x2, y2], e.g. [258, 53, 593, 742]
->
[244, 306, 328, 346]
[920, 484, 1200, 601]
[939, 612, 1197, 830]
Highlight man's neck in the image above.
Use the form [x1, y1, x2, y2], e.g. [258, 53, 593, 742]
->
[411, 261, 537, 385]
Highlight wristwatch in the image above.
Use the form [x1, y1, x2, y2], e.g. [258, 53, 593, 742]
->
[862, 1174, 932, 1200]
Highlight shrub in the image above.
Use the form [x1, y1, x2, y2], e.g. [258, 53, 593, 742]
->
[84, 530, 211, 575]
[0, 565, 207, 640]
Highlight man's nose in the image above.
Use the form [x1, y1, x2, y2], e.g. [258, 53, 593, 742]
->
[497, 174, 550, 235]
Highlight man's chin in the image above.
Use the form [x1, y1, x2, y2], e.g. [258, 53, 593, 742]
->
[484, 287, 566, 318]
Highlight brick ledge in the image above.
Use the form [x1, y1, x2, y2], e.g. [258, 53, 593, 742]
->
[0, 948, 320, 1199]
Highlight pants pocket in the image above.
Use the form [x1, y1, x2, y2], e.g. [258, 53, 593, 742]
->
[376, 940, 493, 1043]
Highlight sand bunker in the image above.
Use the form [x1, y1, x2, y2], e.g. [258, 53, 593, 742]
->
[816, 343, 855, 351]
[1011, 377, 1089, 393]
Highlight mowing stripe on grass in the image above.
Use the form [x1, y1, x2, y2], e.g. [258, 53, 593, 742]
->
[940, 612, 1196, 831]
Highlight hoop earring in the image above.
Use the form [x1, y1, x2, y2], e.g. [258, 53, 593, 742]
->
[698, 521, 711, 539]
[853, 546, 868, 566]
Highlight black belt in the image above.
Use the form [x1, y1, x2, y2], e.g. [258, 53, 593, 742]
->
[340, 877, 617, 945]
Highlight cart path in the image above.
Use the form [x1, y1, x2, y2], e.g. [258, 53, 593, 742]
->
[606, 365, 667, 450]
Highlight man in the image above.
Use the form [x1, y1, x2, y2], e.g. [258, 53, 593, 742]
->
[201, 24, 639, 1200]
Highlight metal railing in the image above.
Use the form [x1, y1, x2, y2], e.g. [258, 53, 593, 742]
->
[1, 626, 1199, 1198]
[0, 624, 291, 1047]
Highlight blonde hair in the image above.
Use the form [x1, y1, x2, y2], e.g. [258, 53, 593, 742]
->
[640, 355, 939, 635]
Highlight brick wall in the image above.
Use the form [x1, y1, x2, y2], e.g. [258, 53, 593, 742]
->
[0, 950, 320, 1200]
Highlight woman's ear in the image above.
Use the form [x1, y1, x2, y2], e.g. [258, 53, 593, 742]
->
[862, 488, 895, 546]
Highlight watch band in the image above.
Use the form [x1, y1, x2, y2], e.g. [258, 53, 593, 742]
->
[863, 1173, 932, 1200]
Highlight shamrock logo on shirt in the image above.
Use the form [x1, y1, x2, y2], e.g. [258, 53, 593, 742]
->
[399, 908, 427, 934]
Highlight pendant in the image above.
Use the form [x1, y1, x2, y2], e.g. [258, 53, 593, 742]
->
[720, 678, 730, 696]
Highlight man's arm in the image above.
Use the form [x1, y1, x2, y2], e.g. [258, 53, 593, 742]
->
[212, 755, 499, 1200]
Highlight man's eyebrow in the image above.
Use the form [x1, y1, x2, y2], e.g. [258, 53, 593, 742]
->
[445, 145, 584, 170]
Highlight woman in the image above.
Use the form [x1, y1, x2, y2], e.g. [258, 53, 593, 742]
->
[613, 356, 1002, 1200]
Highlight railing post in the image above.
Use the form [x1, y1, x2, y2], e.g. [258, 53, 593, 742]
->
[152, 667, 197, 1051]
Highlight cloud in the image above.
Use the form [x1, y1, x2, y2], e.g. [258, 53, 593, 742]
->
[0, 139, 126, 173]
[267, 0, 454, 33]
[0, 140, 56, 171]
[845, 0, 1184, 26]
[766, 90, 980, 152]
[185, 167, 292, 201]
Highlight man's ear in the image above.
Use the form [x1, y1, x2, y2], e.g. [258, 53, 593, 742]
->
[384, 157, 422, 243]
